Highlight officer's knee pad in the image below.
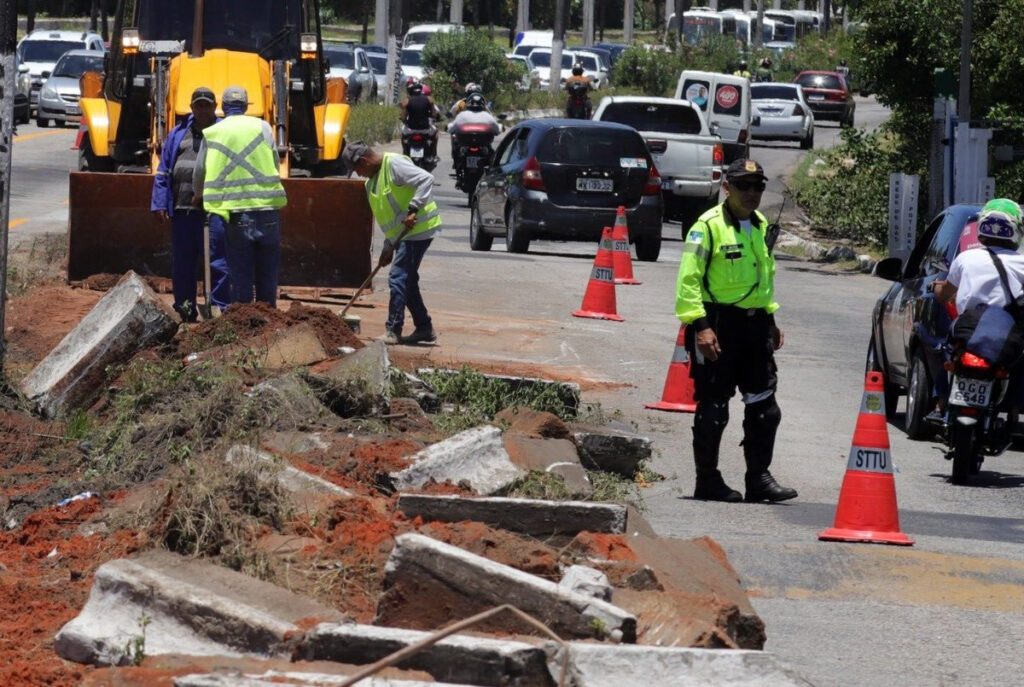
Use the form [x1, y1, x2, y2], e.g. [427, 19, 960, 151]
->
[696, 400, 730, 431]
[745, 396, 781, 431]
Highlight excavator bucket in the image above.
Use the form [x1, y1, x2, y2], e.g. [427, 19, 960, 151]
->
[67, 173, 373, 287]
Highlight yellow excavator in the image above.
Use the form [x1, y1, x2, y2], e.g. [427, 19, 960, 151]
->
[69, 0, 372, 287]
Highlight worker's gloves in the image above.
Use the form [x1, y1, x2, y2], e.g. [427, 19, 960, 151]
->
[379, 242, 395, 267]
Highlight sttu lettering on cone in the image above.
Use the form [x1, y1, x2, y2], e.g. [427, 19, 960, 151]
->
[611, 208, 641, 285]
[573, 227, 624, 322]
[819, 370, 913, 546]
[645, 323, 697, 413]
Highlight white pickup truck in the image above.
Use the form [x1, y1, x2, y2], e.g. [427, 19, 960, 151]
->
[592, 96, 723, 232]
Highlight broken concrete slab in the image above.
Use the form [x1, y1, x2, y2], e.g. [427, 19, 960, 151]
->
[301, 622, 555, 687]
[503, 435, 591, 496]
[175, 673, 473, 686]
[418, 368, 581, 417]
[399, 370, 441, 413]
[226, 445, 352, 501]
[248, 374, 331, 428]
[565, 643, 812, 686]
[495, 407, 572, 439]
[378, 533, 636, 643]
[188, 323, 330, 370]
[560, 565, 612, 602]
[55, 550, 345, 666]
[572, 425, 652, 477]
[395, 494, 627, 537]
[307, 340, 391, 416]
[20, 271, 179, 418]
[389, 426, 526, 495]
[260, 431, 331, 455]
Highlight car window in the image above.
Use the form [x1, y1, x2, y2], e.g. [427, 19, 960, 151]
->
[924, 212, 977, 275]
[52, 54, 105, 78]
[751, 84, 798, 101]
[401, 49, 422, 66]
[368, 55, 386, 72]
[796, 73, 841, 90]
[600, 102, 702, 135]
[712, 83, 743, 115]
[323, 47, 354, 69]
[19, 40, 83, 62]
[495, 129, 521, 166]
[579, 55, 599, 71]
[538, 127, 646, 164]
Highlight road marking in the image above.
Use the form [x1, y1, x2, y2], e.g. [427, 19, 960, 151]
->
[8, 218, 27, 230]
[14, 129, 75, 143]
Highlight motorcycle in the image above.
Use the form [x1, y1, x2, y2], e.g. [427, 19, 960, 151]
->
[565, 81, 592, 119]
[450, 122, 497, 198]
[942, 343, 1015, 485]
[401, 128, 438, 172]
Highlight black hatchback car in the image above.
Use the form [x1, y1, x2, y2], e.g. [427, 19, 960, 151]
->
[868, 204, 982, 438]
[469, 119, 665, 260]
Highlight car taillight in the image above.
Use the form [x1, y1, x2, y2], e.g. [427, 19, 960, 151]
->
[522, 156, 545, 191]
[713, 143, 724, 167]
[960, 352, 991, 370]
[793, 104, 805, 116]
[827, 92, 845, 101]
[644, 164, 661, 196]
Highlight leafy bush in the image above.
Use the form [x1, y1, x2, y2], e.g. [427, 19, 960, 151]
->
[612, 44, 680, 96]
[421, 29, 521, 109]
[345, 103, 400, 144]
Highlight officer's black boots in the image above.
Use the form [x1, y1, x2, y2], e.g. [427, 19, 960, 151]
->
[694, 470, 742, 502]
[692, 400, 741, 501]
[744, 471, 798, 502]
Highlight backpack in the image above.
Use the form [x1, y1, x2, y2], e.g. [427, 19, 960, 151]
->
[950, 249, 1024, 368]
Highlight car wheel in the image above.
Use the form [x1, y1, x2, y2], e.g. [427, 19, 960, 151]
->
[866, 334, 900, 419]
[905, 351, 934, 440]
[37, 116, 49, 128]
[469, 200, 493, 252]
[799, 129, 814, 150]
[505, 205, 530, 254]
[634, 232, 661, 262]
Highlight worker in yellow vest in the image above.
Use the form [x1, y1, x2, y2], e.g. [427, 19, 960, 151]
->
[194, 86, 287, 307]
[341, 141, 442, 345]
[676, 158, 797, 504]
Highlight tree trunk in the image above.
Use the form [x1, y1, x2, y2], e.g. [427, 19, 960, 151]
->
[360, 0, 369, 43]
[26, 0, 36, 34]
[598, 0, 605, 41]
[101, 0, 109, 41]
[437, 0, 444, 23]
[472, 0, 480, 27]
[90, 0, 99, 32]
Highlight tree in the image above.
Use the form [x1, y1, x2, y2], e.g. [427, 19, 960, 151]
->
[421, 28, 519, 106]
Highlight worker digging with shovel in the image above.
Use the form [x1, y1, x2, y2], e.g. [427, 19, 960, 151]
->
[341, 141, 442, 345]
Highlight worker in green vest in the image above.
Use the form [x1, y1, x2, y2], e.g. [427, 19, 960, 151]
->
[193, 85, 287, 307]
[341, 141, 442, 345]
[676, 158, 797, 504]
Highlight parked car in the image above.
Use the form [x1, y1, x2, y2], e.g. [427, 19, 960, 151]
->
[36, 49, 105, 127]
[322, 42, 377, 104]
[793, 70, 854, 127]
[17, 30, 105, 114]
[470, 119, 664, 261]
[364, 52, 401, 103]
[526, 48, 576, 89]
[505, 54, 535, 91]
[750, 82, 814, 149]
[574, 49, 610, 88]
[582, 46, 614, 82]
[400, 45, 427, 81]
[592, 95, 723, 229]
[358, 43, 387, 56]
[402, 23, 462, 50]
[592, 42, 630, 66]
[15, 55, 31, 125]
[868, 204, 982, 437]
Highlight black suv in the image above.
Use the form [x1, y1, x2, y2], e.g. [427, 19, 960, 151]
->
[469, 119, 665, 260]
[868, 204, 981, 437]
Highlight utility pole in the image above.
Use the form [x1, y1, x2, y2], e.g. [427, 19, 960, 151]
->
[822, 0, 830, 34]
[958, 0, 971, 125]
[516, 0, 530, 38]
[623, 0, 634, 43]
[374, 0, 387, 47]
[451, 0, 464, 24]
[550, 0, 566, 95]
[385, 0, 403, 106]
[755, 1, 764, 47]
[0, 0, 14, 368]
[583, 0, 594, 47]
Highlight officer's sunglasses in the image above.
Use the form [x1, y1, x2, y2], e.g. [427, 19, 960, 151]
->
[729, 179, 766, 192]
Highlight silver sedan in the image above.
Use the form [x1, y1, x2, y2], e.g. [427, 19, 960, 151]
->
[750, 82, 815, 150]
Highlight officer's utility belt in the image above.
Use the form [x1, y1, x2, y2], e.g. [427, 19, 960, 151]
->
[228, 208, 276, 220]
[704, 303, 767, 318]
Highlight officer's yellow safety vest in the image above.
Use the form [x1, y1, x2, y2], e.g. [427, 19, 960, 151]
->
[201, 115, 286, 220]
[366, 153, 442, 242]
[675, 203, 778, 323]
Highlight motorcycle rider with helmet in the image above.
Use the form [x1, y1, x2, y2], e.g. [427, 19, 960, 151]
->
[448, 82, 484, 120]
[447, 93, 501, 192]
[564, 64, 592, 119]
[733, 59, 751, 79]
[755, 56, 774, 83]
[400, 77, 441, 163]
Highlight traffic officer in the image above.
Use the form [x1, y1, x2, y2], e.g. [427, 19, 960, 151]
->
[676, 158, 797, 503]
[340, 141, 441, 345]
[193, 86, 287, 307]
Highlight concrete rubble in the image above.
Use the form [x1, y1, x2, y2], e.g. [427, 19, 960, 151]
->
[175, 674, 474, 687]
[20, 270, 179, 417]
[572, 424, 652, 477]
[225, 444, 353, 501]
[54, 550, 345, 666]
[188, 322, 330, 369]
[307, 340, 392, 416]
[389, 425, 526, 494]
[248, 373, 332, 427]
[560, 565, 613, 601]
[377, 533, 638, 643]
[301, 622, 555, 686]
[502, 434, 592, 495]
[395, 494, 627, 537]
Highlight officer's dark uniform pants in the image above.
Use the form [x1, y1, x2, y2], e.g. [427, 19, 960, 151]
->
[686, 305, 781, 482]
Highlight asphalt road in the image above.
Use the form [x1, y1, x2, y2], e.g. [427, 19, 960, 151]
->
[9, 96, 1024, 686]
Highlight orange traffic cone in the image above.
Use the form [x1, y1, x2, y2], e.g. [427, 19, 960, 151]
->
[611, 208, 640, 285]
[645, 323, 697, 413]
[573, 226, 623, 322]
[819, 371, 914, 546]
[72, 124, 86, 150]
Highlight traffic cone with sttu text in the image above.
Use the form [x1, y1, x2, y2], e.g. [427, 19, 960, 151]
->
[819, 370, 913, 546]
[573, 226, 623, 322]
[611, 207, 641, 285]
[645, 323, 697, 413]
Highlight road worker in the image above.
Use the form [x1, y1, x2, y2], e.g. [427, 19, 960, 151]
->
[676, 158, 797, 503]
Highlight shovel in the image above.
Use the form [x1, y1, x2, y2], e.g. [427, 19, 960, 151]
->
[198, 219, 221, 320]
[339, 224, 415, 331]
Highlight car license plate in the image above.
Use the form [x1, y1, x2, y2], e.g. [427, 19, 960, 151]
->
[950, 376, 993, 407]
[68, 107, 81, 116]
[410, 147, 424, 159]
[576, 178, 613, 192]
[808, 94, 825, 101]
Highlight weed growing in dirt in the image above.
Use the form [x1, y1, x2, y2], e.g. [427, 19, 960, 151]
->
[6, 234, 68, 297]
[502, 470, 572, 501]
[123, 613, 151, 666]
[586, 470, 644, 511]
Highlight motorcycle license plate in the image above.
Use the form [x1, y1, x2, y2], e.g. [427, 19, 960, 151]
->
[576, 178, 613, 192]
[466, 156, 482, 169]
[950, 376, 993, 407]
[410, 147, 424, 159]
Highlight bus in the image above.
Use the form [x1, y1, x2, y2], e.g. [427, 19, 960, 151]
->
[762, 10, 822, 42]
[666, 10, 738, 46]
[719, 9, 776, 46]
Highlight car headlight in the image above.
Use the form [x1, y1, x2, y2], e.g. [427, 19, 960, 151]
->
[17, 72, 30, 93]
[41, 84, 57, 100]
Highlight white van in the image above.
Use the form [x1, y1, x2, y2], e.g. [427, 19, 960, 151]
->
[674, 70, 755, 163]
[512, 30, 554, 56]
[402, 23, 462, 50]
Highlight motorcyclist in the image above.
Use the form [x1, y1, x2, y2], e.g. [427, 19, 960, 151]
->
[755, 56, 773, 83]
[564, 64, 592, 119]
[732, 59, 751, 79]
[447, 93, 501, 175]
[400, 77, 441, 162]
[447, 82, 483, 120]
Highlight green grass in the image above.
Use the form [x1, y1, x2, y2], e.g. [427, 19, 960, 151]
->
[346, 102, 401, 144]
